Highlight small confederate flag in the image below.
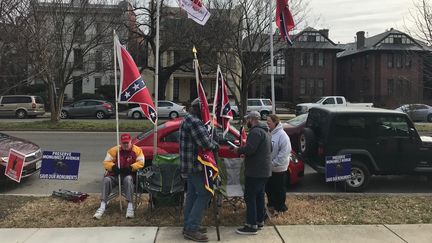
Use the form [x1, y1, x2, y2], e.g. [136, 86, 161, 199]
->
[213, 65, 233, 137]
[276, 0, 295, 45]
[114, 34, 157, 124]
[193, 51, 219, 195]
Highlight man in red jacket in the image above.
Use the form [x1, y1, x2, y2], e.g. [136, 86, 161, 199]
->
[93, 133, 144, 219]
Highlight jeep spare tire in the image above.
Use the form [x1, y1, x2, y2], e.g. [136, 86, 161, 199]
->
[302, 128, 317, 156]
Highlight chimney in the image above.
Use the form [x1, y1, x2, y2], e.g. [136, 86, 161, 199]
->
[356, 31, 365, 49]
[319, 29, 329, 38]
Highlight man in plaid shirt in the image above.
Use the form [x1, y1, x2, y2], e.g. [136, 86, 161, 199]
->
[180, 98, 218, 242]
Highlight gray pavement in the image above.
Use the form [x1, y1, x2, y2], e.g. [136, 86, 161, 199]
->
[1, 224, 431, 243]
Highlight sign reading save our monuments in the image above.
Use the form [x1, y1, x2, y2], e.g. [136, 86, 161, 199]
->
[325, 154, 352, 182]
[40, 151, 80, 180]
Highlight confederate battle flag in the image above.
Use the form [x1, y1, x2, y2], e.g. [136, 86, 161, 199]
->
[114, 34, 157, 124]
[193, 50, 219, 195]
[213, 65, 233, 137]
[276, 0, 295, 45]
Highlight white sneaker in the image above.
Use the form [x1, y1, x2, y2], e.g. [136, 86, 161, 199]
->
[93, 208, 105, 219]
[126, 207, 134, 218]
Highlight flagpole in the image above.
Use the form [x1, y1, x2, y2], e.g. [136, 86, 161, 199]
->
[269, 0, 276, 114]
[211, 65, 220, 138]
[153, 0, 160, 158]
[113, 30, 123, 211]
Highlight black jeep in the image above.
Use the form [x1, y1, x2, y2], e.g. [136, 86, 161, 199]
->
[302, 106, 432, 191]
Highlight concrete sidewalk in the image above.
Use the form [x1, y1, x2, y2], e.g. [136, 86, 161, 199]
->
[1, 224, 431, 243]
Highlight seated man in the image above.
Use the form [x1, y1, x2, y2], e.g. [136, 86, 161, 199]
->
[93, 133, 144, 219]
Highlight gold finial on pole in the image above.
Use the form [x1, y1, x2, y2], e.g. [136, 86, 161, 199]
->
[192, 46, 197, 59]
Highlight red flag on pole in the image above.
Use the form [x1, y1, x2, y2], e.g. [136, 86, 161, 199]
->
[114, 35, 157, 124]
[193, 49, 219, 195]
[213, 65, 233, 137]
[276, 0, 295, 45]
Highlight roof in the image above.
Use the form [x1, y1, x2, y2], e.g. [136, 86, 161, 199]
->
[337, 28, 431, 58]
[310, 106, 405, 115]
[290, 27, 343, 51]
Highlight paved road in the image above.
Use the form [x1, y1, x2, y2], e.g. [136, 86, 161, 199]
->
[1, 131, 432, 195]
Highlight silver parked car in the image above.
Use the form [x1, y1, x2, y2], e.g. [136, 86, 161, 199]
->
[396, 104, 432, 122]
[127, 100, 186, 119]
[60, 99, 114, 119]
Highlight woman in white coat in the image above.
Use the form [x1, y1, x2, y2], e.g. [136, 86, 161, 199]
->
[265, 114, 291, 214]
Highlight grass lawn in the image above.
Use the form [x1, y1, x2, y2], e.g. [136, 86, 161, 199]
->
[1, 194, 432, 228]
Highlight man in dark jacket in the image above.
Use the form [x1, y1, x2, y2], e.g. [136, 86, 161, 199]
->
[232, 111, 272, 235]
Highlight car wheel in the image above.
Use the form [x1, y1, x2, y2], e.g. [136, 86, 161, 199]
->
[344, 160, 370, 192]
[169, 111, 179, 119]
[260, 111, 269, 120]
[132, 111, 142, 119]
[96, 111, 106, 119]
[428, 114, 432, 122]
[60, 111, 68, 119]
[15, 109, 27, 119]
[302, 128, 317, 156]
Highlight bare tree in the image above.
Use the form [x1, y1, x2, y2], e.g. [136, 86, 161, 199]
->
[407, 0, 432, 104]
[208, 0, 310, 118]
[126, 0, 219, 100]
[0, 0, 30, 94]
[14, 0, 128, 122]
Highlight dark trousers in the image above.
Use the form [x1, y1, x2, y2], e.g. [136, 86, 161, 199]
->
[244, 176, 268, 227]
[265, 171, 288, 212]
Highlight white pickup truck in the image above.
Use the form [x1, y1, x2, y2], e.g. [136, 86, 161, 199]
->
[295, 96, 373, 115]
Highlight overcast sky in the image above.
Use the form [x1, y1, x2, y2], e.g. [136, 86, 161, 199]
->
[307, 0, 415, 44]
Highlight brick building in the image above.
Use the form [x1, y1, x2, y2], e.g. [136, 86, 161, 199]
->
[337, 28, 431, 108]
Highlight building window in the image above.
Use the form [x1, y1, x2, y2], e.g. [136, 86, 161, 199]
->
[173, 79, 180, 101]
[405, 56, 412, 68]
[387, 54, 394, 68]
[382, 34, 413, 45]
[300, 79, 306, 95]
[94, 77, 101, 88]
[75, 20, 85, 42]
[395, 54, 402, 68]
[350, 58, 355, 72]
[300, 78, 323, 96]
[388, 79, 394, 96]
[316, 79, 324, 96]
[74, 49, 83, 70]
[95, 50, 103, 71]
[364, 54, 369, 69]
[297, 32, 326, 42]
[318, 52, 324, 67]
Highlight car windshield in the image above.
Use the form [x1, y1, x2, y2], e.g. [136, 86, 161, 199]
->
[136, 123, 167, 140]
[314, 97, 326, 103]
[262, 99, 272, 106]
[285, 114, 308, 126]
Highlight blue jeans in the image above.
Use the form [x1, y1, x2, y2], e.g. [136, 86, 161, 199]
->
[244, 176, 268, 227]
[184, 172, 212, 231]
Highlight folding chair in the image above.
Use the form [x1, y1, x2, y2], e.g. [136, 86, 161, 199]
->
[218, 157, 245, 211]
[105, 170, 143, 210]
[138, 154, 184, 219]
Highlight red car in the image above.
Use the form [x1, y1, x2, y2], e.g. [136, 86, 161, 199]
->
[0, 132, 42, 181]
[133, 118, 304, 186]
[283, 114, 308, 154]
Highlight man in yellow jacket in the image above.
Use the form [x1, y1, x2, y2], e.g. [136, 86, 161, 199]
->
[93, 133, 144, 219]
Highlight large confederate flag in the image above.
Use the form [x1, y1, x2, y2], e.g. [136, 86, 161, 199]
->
[193, 54, 219, 195]
[276, 0, 295, 45]
[114, 35, 157, 124]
